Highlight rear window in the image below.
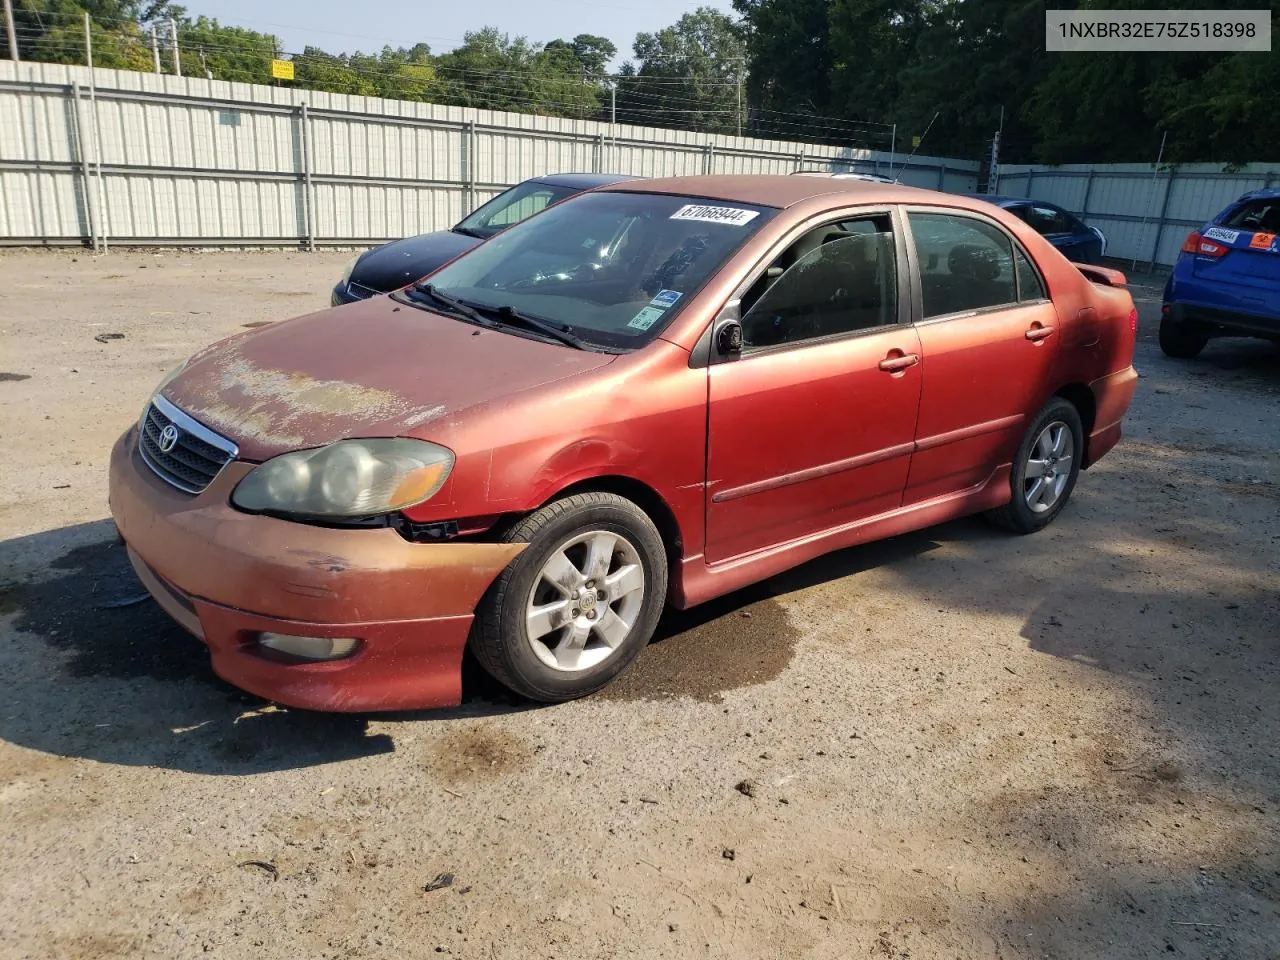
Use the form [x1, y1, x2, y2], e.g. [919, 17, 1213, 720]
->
[1223, 199, 1280, 232]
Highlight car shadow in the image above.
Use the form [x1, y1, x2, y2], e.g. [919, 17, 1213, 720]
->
[0, 517, 949, 775]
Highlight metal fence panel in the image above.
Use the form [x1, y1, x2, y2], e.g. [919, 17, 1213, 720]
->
[995, 161, 1280, 268]
[0, 60, 980, 248]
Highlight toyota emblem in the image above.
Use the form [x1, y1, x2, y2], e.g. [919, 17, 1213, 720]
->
[157, 424, 180, 453]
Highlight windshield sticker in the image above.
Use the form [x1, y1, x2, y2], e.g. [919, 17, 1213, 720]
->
[1249, 231, 1276, 250]
[1203, 227, 1240, 244]
[670, 204, 760, 227]
[627, 306, 667, 331]
[650, 289, 683, 309]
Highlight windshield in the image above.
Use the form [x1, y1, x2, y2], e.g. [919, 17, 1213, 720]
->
[417, 191, 776, 350]
[455, 180, 579, 239]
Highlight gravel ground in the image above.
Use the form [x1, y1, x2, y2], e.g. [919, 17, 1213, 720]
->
[0, 249, 1277, 960]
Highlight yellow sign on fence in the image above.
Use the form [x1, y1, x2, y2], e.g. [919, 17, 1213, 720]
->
[271, 59, 295, 81]
[912, 135, 921, 148]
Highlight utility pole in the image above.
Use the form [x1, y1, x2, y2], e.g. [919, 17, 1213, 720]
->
[736, 66, 743, 138]
[169, 17, 181, 76]
[3, 0, 18, 62]
[989, 104, 1004, 192]
[150, 25, 161, 73]
[198, 47, 211, 80]
[610, 81, 617, 126]
[988, 129, 1001, 194]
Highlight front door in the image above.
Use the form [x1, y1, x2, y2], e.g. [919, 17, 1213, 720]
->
[902, 208, 1061, 504]
[704, 215, 922, 564]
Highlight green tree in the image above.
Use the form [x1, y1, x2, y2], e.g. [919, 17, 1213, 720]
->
[732, 0, 835, 139]
[617, 6, 746, 134]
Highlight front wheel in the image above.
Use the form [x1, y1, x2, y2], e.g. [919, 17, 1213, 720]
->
[471, 492, 668, 703]
[986, 398, 1084, 535]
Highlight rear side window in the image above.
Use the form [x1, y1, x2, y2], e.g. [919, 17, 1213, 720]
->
[1224, 199, 1280, 232]
[908, 212, 1017, 319]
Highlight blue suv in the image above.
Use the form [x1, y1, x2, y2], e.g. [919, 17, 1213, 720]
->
[1161, 188, 1280, 358]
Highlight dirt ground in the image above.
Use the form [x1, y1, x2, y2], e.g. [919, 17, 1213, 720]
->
[0, 248, 1276, 960]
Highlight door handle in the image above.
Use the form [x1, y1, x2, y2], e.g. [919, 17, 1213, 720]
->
[1025, 324, 1055, 342]
[878, 352, 920, 372]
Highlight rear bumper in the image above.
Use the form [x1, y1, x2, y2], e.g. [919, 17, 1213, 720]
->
[1165, 300, 1280, 340]
[108, 427, 525, 712]
[1085, 365, 1138, 468]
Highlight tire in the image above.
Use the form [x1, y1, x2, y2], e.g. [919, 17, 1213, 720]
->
[986, 398, 1085, 535]
[1159, 314, 1207, 359]
[470, 492, 669, 703]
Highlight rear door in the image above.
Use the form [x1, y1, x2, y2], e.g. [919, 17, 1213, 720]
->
[1188, 198, 1280, 317]
[902, 208, 1060, 504]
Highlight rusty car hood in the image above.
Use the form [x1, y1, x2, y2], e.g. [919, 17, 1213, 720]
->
[162, 297, 617, 461]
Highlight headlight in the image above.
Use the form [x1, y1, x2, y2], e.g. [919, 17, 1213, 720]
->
[340, 253, 363, 286]
[231, 438, 454, 518]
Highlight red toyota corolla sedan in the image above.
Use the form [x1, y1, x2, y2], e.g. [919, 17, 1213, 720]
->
[108, 175, 1138, 712]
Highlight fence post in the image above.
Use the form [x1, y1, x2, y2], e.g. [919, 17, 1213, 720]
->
[704, 143, 715, 175]
[936, 162, 946, 190]
[70, 83, 100, 252]
[1025, 168, 1034, 197]
[1148, 169, 1175, 271]
[596, 132, 605, 173]
[795, 151, 804, 173]
[464, 120, 476, 216]
[299, 103, 315, 251]
[1080, 169, 1096, 219]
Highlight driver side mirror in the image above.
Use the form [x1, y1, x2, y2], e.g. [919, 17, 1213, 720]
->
[714, 300, 743, 356]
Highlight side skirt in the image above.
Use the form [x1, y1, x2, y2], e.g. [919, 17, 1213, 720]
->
[670, 465, 1013, 610]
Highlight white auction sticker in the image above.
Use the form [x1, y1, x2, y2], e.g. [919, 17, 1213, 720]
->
[670, 204, 760, 226]
[1203, 227, 1241, 244]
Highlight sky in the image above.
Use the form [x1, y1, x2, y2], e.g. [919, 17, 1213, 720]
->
[187, 0, 738, 66]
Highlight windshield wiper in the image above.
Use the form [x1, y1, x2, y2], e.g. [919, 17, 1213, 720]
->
[452, 225, 488, 240]
[487, 305, 593, 350]
[410, 282, 494, 327]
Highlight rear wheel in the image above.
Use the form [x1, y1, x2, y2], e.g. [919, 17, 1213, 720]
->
[471, 492, 668, 703]
[1159, 313, 1208, 358]
[986, 398, 1084, 535]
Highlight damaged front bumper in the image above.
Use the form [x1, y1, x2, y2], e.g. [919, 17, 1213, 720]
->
[108, 427, 526, 712]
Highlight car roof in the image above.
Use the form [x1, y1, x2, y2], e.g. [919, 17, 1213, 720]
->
[967, 194, 1037, 206]
[595, 174, 952, 209]
[1238, 186, 1280, 202]
[534, 172, 644, 188]
[791, 171, 897, 182]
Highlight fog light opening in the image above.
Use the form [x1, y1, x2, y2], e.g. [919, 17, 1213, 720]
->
[257, 633, 360, 661]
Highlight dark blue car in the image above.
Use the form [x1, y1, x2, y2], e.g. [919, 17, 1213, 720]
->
[969, 195, 1107, 265]
[332, 172, 641, 306]
[1160, 187, 1280, 358]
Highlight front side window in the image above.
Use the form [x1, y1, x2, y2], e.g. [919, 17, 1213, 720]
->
[740, 219, 898, 349]
[413, 191, 776, 350]
[456, 181, 578, 238]
[1014, 246, 1047, 301]
[908, 212, 1017, 319]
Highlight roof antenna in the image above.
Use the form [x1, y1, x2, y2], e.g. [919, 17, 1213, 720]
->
[890, 112, 939, 184]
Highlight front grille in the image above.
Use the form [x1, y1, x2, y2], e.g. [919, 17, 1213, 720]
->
[345, 280, 383, 300]
[137, 395, 238, 495]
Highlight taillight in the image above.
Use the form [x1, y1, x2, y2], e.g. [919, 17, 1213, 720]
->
[1128, 307, 1138, 334]
[1181, 230, 1230, 258]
